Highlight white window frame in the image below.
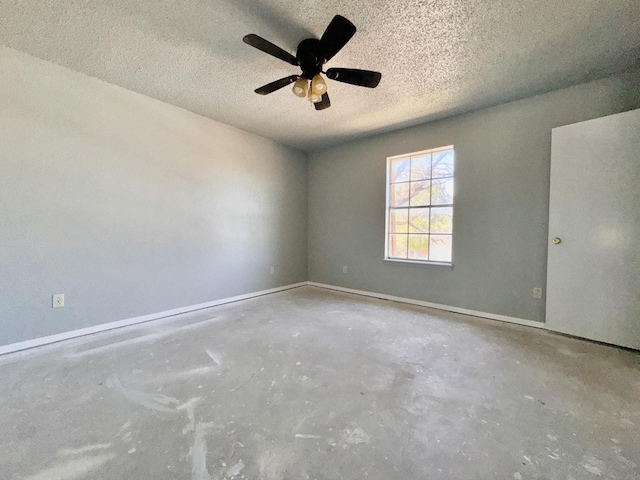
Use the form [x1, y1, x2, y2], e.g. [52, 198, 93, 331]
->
[384, 145, 455, 266]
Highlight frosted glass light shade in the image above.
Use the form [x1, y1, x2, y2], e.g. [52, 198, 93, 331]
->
[292, 77, 308, 98]
[311, 74, 327, 94]
[308, 88, 321, 103]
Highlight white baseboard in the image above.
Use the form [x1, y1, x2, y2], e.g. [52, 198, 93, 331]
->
[308, 282, 545, 329]
[0, 282, 307, 356]
[0, 280, 545, 357]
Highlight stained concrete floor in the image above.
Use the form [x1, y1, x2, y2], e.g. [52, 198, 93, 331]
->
[1, 286, 639, 480]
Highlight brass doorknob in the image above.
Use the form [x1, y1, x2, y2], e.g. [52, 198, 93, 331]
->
[552, 237, 562, 245]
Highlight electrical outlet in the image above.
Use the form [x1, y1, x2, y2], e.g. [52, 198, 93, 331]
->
[270, 266, 275, 275]
[343, 266, 348, 274]
[52, 294, 65, 308]
[533, 287, 543, 299]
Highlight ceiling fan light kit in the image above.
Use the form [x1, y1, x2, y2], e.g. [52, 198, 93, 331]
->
[243, 15, 381, 111]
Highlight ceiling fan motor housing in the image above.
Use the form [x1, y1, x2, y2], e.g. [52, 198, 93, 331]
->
[296, 39, 325, 79]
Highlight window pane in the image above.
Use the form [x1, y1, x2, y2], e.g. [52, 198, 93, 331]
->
[390, 183, 410, 207]
[409, 180, 431, 206]
[408, 208, 429, 233]
[430, 207, 453, 234]
[388, 147, 455, 264]
[410, 154, 431, 181]
[389, 234, 408, 259]
[432, 150, 454, 178]
[390, 158, 410, 183]
[389, 209, 408, 233]
[429, 235, 452, 262]
[408, 235, 429, 260]
[431, 177, 454, 205]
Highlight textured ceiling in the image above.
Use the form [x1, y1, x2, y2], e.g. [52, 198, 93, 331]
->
[1, 0, 639, 151]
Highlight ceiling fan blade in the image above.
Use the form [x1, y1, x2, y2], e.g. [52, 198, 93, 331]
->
[314, 93, 331, 111]
[326, 68, 381, 88]
[320, 15, 356, 62]
[255, 75, 299, 95]
[243, 34, 298, 66]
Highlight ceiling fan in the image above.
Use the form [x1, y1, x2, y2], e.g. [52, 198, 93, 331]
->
[243, 15, 382, 111]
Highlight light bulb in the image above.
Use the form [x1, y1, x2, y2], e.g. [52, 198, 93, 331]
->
[292, 77, 309, 98]
[311, 74, 327, 95]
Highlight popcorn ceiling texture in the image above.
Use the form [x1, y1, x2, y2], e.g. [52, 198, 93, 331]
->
[1, 0, 639, 151]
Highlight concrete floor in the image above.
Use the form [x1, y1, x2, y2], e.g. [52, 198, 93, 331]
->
[1, 286, 639, 480]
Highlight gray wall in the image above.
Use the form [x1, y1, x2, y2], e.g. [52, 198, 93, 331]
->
[0, 47, 308, 346]
[308, 70, 640, 322]
[2, 45, 639, 347]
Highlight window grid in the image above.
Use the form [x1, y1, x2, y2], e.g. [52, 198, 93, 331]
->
[386, 147, 454, 263]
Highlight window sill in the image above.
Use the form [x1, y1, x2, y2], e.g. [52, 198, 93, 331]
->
[384, 258, 453, 268]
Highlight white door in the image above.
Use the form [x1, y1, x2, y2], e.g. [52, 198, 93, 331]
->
[546, 109, 640, 350]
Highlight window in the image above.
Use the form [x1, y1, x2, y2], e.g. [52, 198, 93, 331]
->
[385, 146, 454, 264]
